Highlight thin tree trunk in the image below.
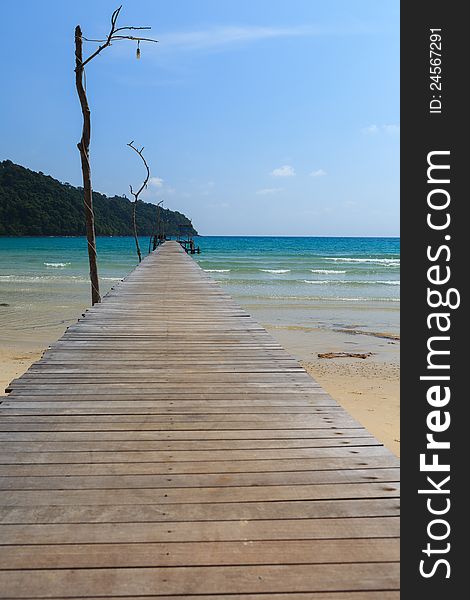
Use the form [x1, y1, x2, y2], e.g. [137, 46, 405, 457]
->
[152, 202, 163, 251]
[157, 204, 161, 244]
[152, 206, 160, 251]
[132, 201, 142, 262]
[75, 25, 101, 305]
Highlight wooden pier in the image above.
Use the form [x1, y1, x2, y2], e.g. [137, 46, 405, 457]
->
[0, 241, 399, 598]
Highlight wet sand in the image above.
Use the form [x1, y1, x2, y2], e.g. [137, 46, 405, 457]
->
[0, 346, 44, 395]
[263, 325, 400, 456]
[302, 359, 399, 456]
[0, 315, 78, 397]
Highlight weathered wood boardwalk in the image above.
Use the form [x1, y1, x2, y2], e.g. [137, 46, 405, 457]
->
[0, 241, 399, 598]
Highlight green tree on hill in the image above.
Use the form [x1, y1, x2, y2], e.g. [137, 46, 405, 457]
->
[0, 161, 197, 237]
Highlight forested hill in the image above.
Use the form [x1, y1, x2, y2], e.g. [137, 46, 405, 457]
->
[0, 160, 197, 237]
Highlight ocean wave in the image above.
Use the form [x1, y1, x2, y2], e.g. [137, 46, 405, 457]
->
[331, 297, 400, 302]
[1, 274, 124, 283]
[249, 294, 401, 303]
[311, 269, 346, 274]
[303, 279, 400, 286]
[260, 269, 291, 274]
[204, 269, 231, 273]
[324, 257, 400, 265]
[0, 275, 86, 283]
[44, 262, 71, 267]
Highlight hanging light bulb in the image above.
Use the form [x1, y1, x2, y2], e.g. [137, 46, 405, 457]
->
[136, 40, 141, 59]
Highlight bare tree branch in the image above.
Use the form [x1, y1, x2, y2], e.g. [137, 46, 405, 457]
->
[112, 36, 158, 43]
[83, 35, 158, 44]
[114, 26, 152, 33]
[127, 142, 150, 197]
[127, 141, 151, 263]
[78, 6, 121, 68]
[77, 5, 158, 69]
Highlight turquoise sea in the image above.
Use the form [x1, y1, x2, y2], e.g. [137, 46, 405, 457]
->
[0, 236, 400, 346]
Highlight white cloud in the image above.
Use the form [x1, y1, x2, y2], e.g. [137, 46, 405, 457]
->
[148, 176, 164, 188]
[363, 124, 379, 135]
[256, 187, 283, 195]
[310, 169, 326, 177]
[108, 22, 371, 65]
[383, 124, 400, 135]
[142, 176, 173, 202]
[363, 124, 400, 135]
[159, 25, 330, 53]
[271, 165, 295, 177]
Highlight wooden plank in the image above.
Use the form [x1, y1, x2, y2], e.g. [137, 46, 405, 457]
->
[0, 455, 398, 476]
[0, 563, 400, 598]
[0, 482, 400, 505]
[0, 433, 377, 445]
[0, 446, 392, 462]
[0, 498, 400, 524]
[15, 594, 399, 600]
[0, 538, 400, 569]
[0, 517, 400, 544]
[0, 406, 345, 415]
[0, 467, 399, 490]
[0, 241, 400, 597]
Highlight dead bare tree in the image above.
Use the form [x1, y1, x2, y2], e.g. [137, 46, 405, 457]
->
[127, 141, 151, 262]
[74, 6, 157, 303]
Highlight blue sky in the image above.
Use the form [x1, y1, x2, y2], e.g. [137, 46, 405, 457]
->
[0, 0, 399, 236]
